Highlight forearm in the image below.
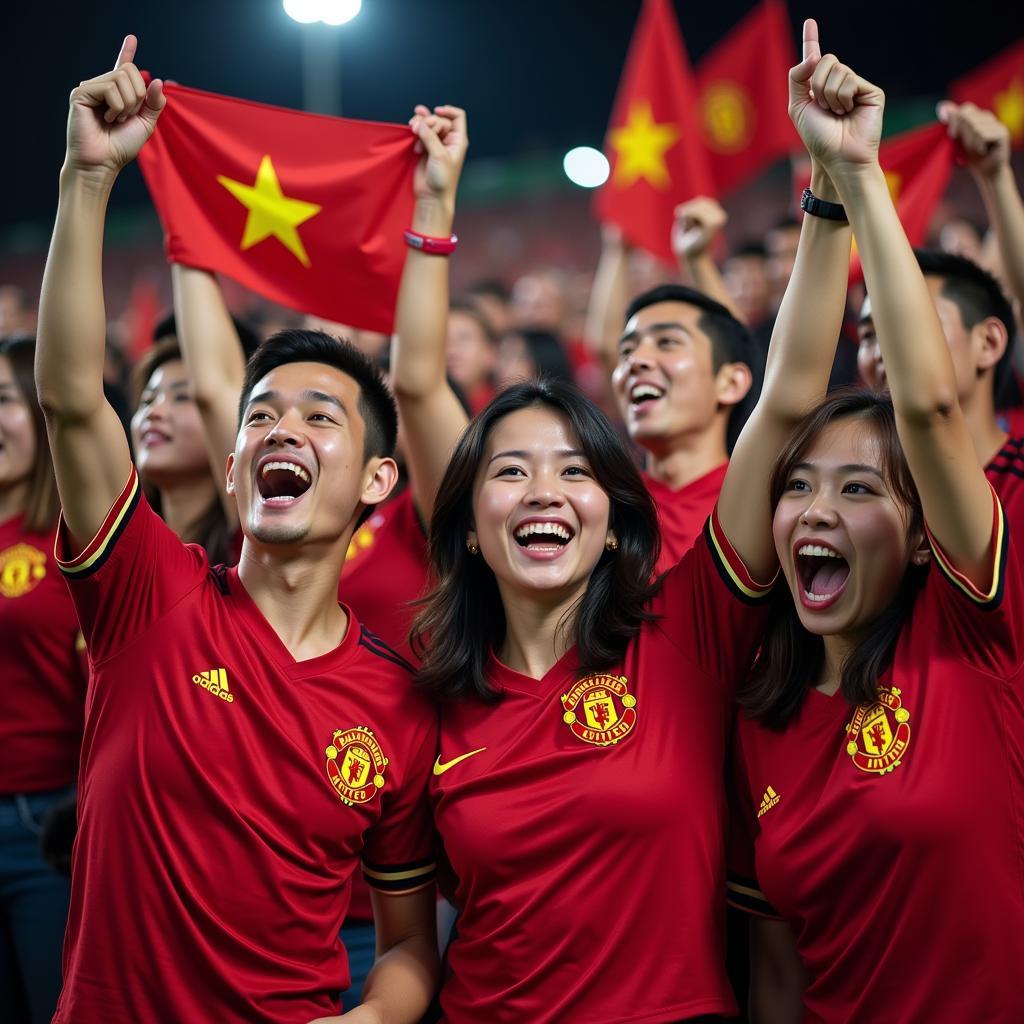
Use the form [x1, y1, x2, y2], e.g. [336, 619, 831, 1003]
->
[357, 933, 438, 1024]
[760, 165, 851, 421]
[977, 164, 1024, 313]
[833, 165, 954, 418]
[36, 169, 116, 420]
[391, 197, 453, 400]
[172, 264, 245, 404]
[583, 239, 630, 371]
[684, 251, 745, 323]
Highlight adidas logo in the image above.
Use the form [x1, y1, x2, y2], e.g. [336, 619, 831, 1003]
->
[757, 785, 780, 818]
[192, 667, 235, 704]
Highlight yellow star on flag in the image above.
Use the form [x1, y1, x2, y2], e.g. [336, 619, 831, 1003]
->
[609, 100, 679, 189]
[217, 155, 322, 268]
[995, 77, 1024, 144]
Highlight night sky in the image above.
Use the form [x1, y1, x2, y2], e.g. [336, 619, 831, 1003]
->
[8, 0, 1023, 232]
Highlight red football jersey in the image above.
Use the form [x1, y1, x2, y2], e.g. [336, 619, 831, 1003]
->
[644, 462, 728, 574]
[987, 434, 1024, 530]
[433, 510, 774, 1024]
[53, 470, 437, 1024]
[0, 514, 87, 792]
[341, 487, 429, 657]
[729, 494, 1024, 1022]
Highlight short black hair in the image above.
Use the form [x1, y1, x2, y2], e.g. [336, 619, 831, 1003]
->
[728, 241, 769, 260]
[623, 284, 759, 451]
[467, 278, 510, 303]
[914, 248, 1017, 400]
[449, 300, 497, 345]
[238, 329, 398, 462]
[154, 309, 263, 359]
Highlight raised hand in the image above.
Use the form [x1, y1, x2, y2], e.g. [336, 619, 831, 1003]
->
[409, 104, 468, 209]
[937, 100, 1011, 179]
[788, 19, 883, 175]
[66, 35, 165, 177]
[672, 196, 727, 260]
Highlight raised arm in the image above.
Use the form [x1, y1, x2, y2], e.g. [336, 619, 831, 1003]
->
[390, 105, 470, 523]
[172, 264, 246, 523]
[36, 36, 165, 549]
[672, 197, 746, 322]
[583, 226, 632, 373]
[939, 100, 1024, 314]
[828, 85, 994, 580]
[717, 20, 853, 580]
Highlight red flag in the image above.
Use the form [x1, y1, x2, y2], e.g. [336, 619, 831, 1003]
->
[596, 0, 714, 264]
[137, 83, 417, 333]
[696, 0, 798, 195]
[950, 40, 1024, 148]
[849, 122, 956, 280]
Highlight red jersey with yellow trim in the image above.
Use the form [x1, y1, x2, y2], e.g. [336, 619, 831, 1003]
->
[53, 469, 437, 1024]
[644, 463, 728, 575]
[340, 487, 428, 658]
[729, 495, 1024, 1023]
[987, 434, 1024, 530]
[433, 511, 773, 1024]
[0, 514, 87, 792]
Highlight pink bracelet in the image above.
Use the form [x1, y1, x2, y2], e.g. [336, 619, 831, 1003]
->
[404, 229, 459, 255]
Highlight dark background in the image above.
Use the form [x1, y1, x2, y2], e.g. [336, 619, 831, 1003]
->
[8, 0, 1023, 231]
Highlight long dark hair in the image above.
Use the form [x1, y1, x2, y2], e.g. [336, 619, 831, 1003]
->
[411, 379, 661, 703]
[0, 336, 59, 532]
[133, 339, 235, 565]
[740, 389, 929, 728]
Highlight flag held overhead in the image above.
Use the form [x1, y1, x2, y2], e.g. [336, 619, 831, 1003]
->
[137, 83, 417, 333]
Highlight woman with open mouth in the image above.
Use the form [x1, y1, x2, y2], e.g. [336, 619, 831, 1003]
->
[405, 26, 860, 1022]
[728, 22, 1024, 1024]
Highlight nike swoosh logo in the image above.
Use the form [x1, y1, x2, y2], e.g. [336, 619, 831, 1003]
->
[433, 747, 487, 776]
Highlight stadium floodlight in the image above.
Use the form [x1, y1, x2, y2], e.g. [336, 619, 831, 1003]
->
[563, 147, 610, 189]
[284, 0, 362, 25]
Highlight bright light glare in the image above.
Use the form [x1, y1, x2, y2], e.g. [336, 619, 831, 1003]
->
[563, 147, 610, 189]
[283, 0, 362, 25]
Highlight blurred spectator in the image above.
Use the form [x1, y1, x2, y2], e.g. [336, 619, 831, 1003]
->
[446, 301, 497, 414]
[495, 328, 575, 390]
[938, 216, 985, 264]
[722, 241, 773, 329]
[510, 268, 568, 332]
[466, 278, 512, 335]
[0, 285, 35, 336]
[764, 216, 802, 311]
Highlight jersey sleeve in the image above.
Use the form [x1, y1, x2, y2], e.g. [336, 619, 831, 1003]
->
[654, 506, 777, 687]
[917, 487, 1024, 678]
[55, 467, 208, 665]
[726, 720, 781, 920]
[361, 705, 438, 896]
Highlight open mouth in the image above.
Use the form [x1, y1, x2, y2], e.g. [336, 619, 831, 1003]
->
[257, 459, 312, 505]
[141, 429, 171, 446]
[513, 521, 575, 552]
[795, 543, 850, 607]
[629, 383, 665, 409]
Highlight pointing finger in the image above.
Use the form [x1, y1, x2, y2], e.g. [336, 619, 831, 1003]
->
[803, 19, 821, 63]
[114, 34, 137, 69]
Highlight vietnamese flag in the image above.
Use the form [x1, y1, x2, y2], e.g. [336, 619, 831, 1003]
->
[596, 0, 714, 264]
[950, 40, 1024, 148]
[696, 0, 798, 195]
[848, 122, 956, 280]
[137, 83, 417, 333]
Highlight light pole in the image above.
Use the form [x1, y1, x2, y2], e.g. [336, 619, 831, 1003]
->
[283, 0, 363, 116]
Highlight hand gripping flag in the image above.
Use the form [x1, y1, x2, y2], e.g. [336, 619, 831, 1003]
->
[950, 40, 1024, 149]
[137, 83, 417, 333]
[596, 0, 714, 264]
[696, 0, 798, 195]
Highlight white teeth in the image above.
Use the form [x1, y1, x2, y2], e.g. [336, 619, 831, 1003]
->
[630, 384, 665, 402]
[803, 590, 833, 603]
[514, 522, 572, 541]
[261, 460, 310, 483]
[797, 544, 841, 558]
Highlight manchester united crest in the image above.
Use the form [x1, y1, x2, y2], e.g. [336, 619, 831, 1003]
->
[0, 543, 47, 599]
[561, 673, 637, 747]
[845, 686, 912, 775]
[325, 727, 388, 806]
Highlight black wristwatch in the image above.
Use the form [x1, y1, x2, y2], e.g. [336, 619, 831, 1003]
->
[800, 187, 848, 222]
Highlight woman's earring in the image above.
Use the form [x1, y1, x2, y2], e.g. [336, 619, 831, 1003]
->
[605, 531, 619, 552]
[466, 532, 480, 555]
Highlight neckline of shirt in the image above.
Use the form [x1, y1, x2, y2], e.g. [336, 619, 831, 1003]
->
[487, 644, 581, 699]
